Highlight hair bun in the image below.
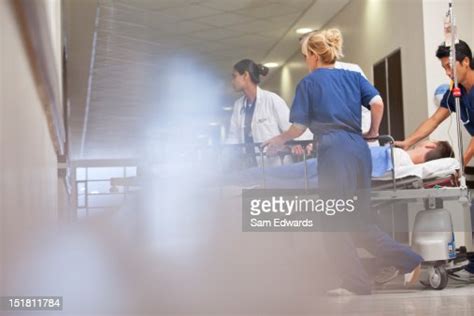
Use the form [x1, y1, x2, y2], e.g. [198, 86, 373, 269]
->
[324, 28, 344, 59]
[301, 28, 344, 64]
[257, 64, 269, 76]
[325, 29, 343, 47]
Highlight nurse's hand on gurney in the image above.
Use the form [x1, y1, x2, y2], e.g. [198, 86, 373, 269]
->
[261, 140, 310, 157]
[290, 132, 379, 157]
[262, 124, 309, 156]
[290, 144, 314, 156]
[261, 135, 286, 157]
[290, 143, 313, 157]
[363, 130, 379, 142]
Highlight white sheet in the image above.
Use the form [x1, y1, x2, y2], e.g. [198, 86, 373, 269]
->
[375, 158, 460, 180]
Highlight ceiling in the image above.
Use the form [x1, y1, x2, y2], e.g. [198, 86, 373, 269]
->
[64, 0, 350, 160]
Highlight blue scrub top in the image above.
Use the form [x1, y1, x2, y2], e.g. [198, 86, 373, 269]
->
[440, 84, 474, 135]
[289, 68, 379, 135]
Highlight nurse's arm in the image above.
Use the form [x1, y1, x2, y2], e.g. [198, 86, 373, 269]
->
[463, 137, 474, 165]
[276, 124, 307, 142]
[394, 107, 450, 149]
[364, 98, 384, 139]
[262, 124, 307, 155]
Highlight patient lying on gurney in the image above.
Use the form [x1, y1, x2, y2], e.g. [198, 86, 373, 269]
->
[110, 141, 454, 189]
[226, 140, 454, 188]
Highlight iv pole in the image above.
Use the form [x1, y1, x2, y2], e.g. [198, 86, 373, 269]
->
[446, 0, 467, 190]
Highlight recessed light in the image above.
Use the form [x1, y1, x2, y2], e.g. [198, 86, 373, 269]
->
[222, 106, 233, 111]
[209, 122, 220, 127]
[296, 28, 313, 34]
[263, 62, 279, 68]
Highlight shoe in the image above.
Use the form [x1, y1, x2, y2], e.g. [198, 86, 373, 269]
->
[404, 264, 421, 285]
[374, 266, 399, 284]
[452, 269, 474, 279]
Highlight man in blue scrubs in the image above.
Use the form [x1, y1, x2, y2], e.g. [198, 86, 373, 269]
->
[396, 40, 474, 165]
[396, 40, 474, 276]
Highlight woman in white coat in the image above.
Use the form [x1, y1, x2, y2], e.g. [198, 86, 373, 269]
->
[226, 59, 302, 167]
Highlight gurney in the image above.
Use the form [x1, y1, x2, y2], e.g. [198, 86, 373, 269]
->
[109, 136, 471, 290]
[366, 137, 471, 290]
[219, 137, 460, 191]
[223, 137, 472, 290]
[110, 137, 467, 217]
[246, 136, 471, 290]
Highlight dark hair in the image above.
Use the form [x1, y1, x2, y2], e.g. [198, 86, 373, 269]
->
[425, 141, 454, 162]
[436, 39, 474, 69]
[233, 59, 269, 84]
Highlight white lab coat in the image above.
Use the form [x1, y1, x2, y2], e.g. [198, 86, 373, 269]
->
[226, 87, 296, 166]
[227, 86, 290, 144]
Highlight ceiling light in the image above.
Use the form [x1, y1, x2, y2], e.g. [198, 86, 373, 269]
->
[296, 28, 313, 34]
[209, 122, 220, 127]
[222, 106, 233, 111]
[263, 62, 279, 68]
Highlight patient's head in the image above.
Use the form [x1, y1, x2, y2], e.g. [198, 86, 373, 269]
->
[408, 140, 454, 164]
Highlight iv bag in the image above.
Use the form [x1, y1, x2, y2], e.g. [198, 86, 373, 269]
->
[444, 13, 452, 47]
[444, 12, 459, 47]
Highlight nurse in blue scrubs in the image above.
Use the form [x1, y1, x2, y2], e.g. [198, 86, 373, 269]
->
[263, 29, 423, 294]
[396, 40, 474, 165]
[395, 40, 474, 275]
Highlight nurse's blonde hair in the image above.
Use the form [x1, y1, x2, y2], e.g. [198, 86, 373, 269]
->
[301, 28, 344, 64]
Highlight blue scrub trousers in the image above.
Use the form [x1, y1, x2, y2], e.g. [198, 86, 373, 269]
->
[317, 131, 423, 294]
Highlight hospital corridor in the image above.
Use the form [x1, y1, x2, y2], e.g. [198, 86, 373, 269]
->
[3, 0, 474, 315]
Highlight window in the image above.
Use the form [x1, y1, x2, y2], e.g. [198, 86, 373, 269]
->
[73, 164, 137, 219]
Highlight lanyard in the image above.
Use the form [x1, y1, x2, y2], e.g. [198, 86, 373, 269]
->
[243, 97, 256, 142]
[242, 97, 257, 167]
[241, 97, 256, 115]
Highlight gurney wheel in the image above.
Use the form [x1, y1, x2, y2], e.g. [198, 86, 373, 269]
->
[421, 266, 448, 290]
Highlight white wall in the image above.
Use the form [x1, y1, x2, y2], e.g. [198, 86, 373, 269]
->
[422, 0, 474, 164]
[264, 0, 429, 137]
[45, 0, 63, 111]
[1, 0, 61, 295]
[265, 0, 474, 159]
